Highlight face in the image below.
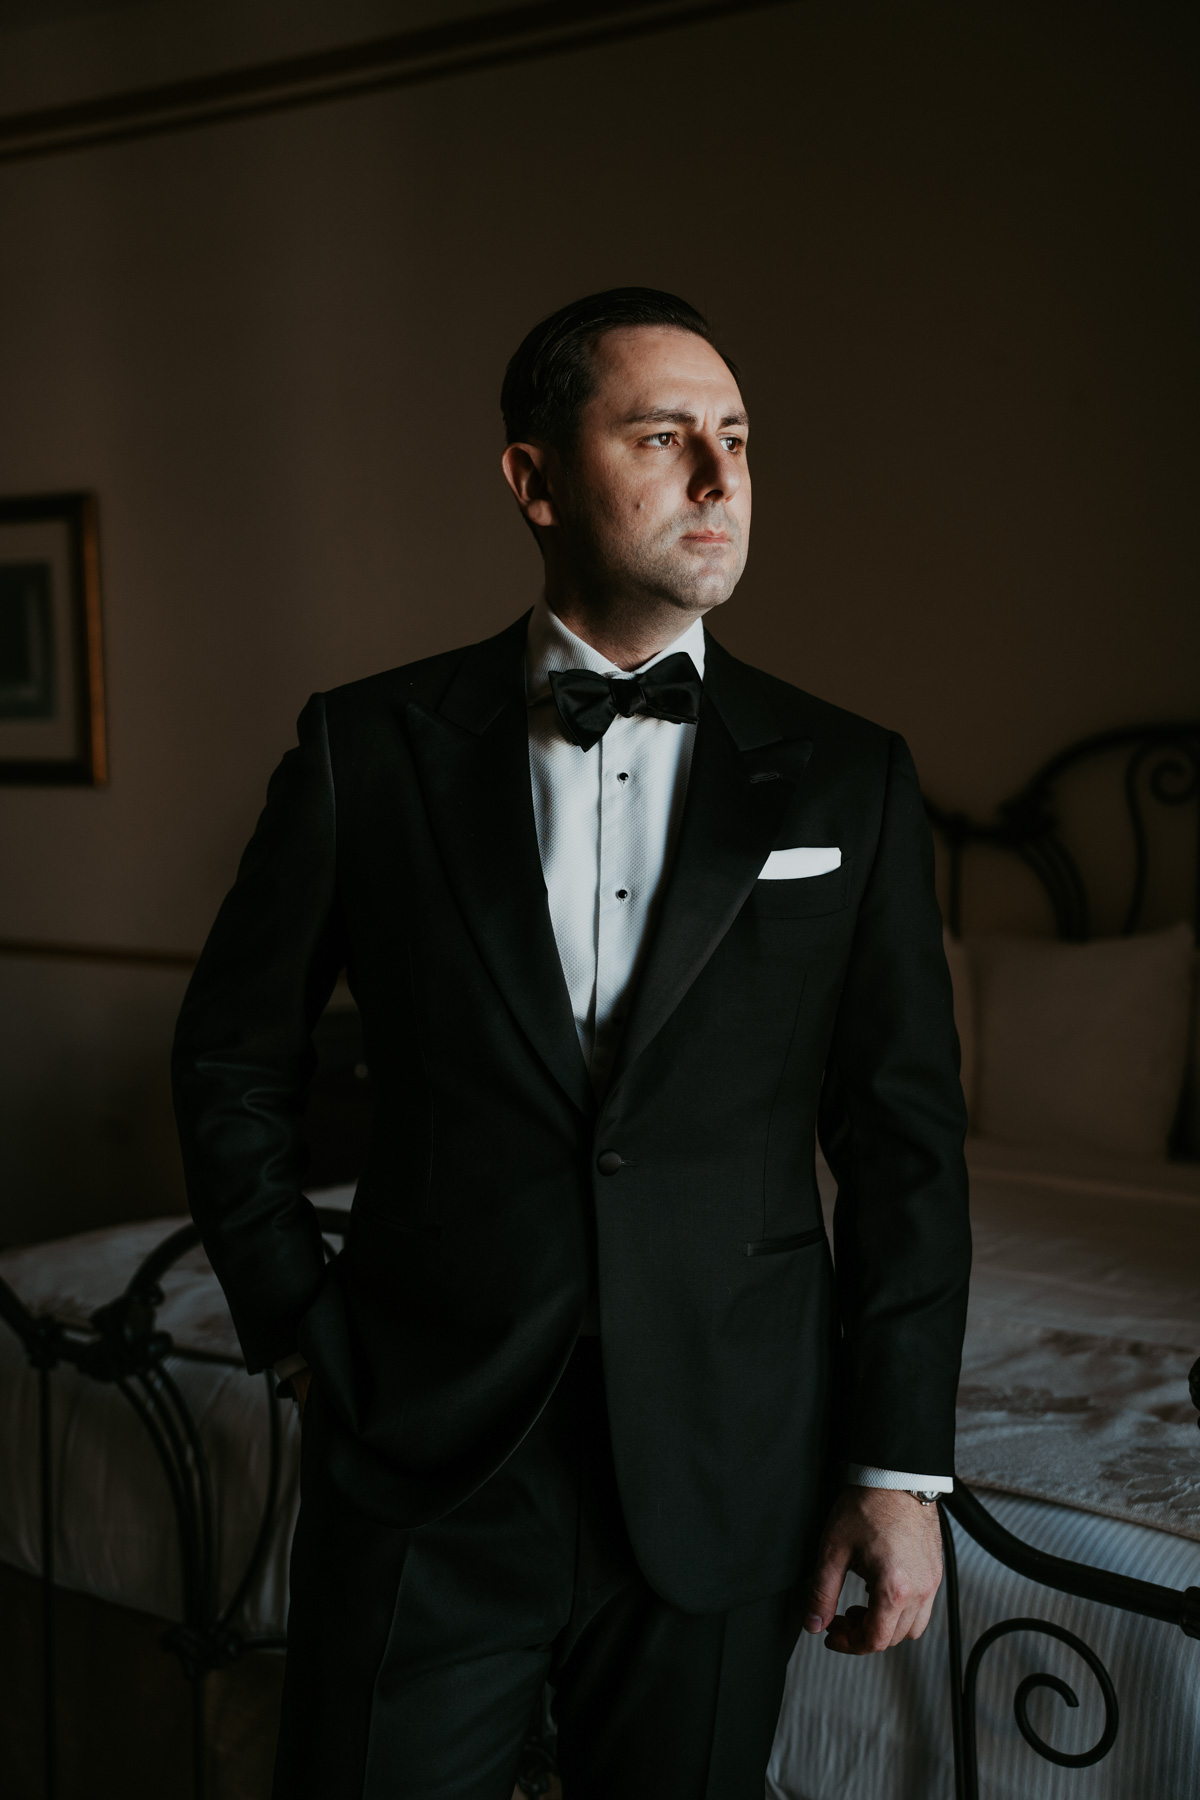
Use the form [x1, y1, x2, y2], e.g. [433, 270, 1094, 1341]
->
[507, 325, 751, 623]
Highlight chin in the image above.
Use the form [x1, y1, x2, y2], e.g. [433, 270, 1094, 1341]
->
[653, 558, 739, 609]
[676, 572, 739, 612]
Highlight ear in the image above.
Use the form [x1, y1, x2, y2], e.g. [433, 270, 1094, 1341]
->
[501, 441, 560, 530]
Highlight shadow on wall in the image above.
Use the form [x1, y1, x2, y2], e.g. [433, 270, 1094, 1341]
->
[0, 957, 369, 1247]
[0, 957, 191, 1245]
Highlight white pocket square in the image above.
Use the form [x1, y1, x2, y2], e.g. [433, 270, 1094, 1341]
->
[758, 846, 842, 881]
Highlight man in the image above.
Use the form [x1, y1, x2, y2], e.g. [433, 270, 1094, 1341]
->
[173, 288, 971, 1800]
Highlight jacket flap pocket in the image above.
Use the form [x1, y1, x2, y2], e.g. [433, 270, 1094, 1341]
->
[744, 1224, 827, 1257]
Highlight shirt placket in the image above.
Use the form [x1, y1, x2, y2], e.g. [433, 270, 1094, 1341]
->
[594, 712, 642, 1063]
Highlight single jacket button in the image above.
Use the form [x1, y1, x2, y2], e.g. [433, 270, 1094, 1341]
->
[596, 1150, 623, 1176]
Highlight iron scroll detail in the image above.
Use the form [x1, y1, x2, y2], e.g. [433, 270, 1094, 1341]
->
[939, 1485, 1200, 1800]
[925, 721, 1200, 942]
[966, 1617, 1119, 1771]
[939, 1507, 1121, 1797]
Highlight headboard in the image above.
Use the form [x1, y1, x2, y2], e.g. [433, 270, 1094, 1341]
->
[925, 723, 1200, 944]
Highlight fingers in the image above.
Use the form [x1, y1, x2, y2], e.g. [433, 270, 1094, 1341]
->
[886, 1601, 922, 1649]
[824, 1603, 894, 1655]
[883, 1593, 936, 1649]
[829, 1569, 941, 1652]
[803, 1536, 853, 1636]
[825, 1589, 916, 1655]
[887, 1528, 943, 1645]
[856, 1577, 910, 1652]
[822, 1604, 868, 1655]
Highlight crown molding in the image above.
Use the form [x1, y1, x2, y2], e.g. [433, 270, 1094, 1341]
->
[0, 0, 798, 166]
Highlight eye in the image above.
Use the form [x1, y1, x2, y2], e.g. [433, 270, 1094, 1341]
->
[646, 431, 677, 448]
[720, 435, 745, 453]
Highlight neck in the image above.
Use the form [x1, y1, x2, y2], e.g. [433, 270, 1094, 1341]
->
[543, 580, 708, 672]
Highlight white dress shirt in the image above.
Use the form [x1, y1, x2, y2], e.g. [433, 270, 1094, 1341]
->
[525, 597, 704, 1092]
[523, 596, 950, 1497]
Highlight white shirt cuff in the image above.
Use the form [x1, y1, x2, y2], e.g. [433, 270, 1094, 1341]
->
[273, 1352, 309, 1381]
[845, 1465, 954, 1493]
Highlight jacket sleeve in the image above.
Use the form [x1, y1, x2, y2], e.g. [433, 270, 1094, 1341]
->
[172, 693, 344, 1373]
[818, 732, 971, 1477]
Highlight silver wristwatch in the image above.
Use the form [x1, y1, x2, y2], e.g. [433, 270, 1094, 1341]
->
[905, 1489, 941, 1507]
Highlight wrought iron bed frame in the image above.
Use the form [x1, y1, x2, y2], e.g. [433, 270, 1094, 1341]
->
[1, 719, 1199, 1800]
[927, 720, 1200, 946]
[0, 1206, 351, 1800]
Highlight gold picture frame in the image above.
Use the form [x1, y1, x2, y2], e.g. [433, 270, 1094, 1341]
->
[0, 492, 106, 785]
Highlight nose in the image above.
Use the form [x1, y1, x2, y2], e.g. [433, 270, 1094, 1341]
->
[686, 434, 742, 505]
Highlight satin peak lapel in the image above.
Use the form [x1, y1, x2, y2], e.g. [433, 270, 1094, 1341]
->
[610, 639, 813, 1087]
[404, 619, 592, 1116]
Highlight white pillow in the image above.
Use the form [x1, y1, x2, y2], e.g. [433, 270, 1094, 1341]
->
[942, 928, 976, 1118]
[967, 923, 1194, 1160]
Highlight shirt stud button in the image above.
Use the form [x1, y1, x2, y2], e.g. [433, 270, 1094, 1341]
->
[596, 1150, 623, 1176]
[617, 772, 629, 783]
[615, 888, 629, 901]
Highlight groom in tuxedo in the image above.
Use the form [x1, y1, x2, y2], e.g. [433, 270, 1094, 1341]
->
[173, 288, 971, 1800]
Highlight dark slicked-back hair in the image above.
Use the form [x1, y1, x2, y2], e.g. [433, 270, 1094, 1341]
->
[501, 286, 737, 451]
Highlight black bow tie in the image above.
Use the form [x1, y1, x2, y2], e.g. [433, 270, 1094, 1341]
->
[548, 653, 702, 752]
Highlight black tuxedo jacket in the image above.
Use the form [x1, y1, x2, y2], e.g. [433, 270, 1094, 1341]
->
[172, 614, 970, 1613]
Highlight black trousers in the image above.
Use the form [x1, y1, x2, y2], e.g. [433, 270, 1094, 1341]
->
[273, 1341, 804, 1800]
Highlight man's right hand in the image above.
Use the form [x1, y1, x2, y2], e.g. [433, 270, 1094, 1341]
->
[294, 1367, 313, 1417]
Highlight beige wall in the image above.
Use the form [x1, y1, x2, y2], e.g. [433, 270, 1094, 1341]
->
[1, 0, 1197, 1240]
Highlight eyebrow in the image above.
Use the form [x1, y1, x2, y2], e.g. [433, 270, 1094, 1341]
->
[623, 406, 749, 430]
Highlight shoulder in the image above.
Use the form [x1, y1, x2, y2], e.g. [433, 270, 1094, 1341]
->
[315, 611, 529, 730]
[318, 644, 471, 722]
[704, 633, 897, 760]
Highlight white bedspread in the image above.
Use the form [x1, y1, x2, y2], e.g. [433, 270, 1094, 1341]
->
[954, 1139, 1200, 1541]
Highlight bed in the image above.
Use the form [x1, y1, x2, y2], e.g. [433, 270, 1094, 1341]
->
[2, 720, 1199, 1800]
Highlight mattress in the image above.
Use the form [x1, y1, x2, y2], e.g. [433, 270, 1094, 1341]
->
[952, 1137, 1200, 1539]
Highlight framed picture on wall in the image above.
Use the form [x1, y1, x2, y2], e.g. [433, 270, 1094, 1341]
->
[0, 492, 106, 785]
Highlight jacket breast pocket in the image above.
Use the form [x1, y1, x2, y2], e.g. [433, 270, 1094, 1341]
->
[748, 859, 850, 919]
